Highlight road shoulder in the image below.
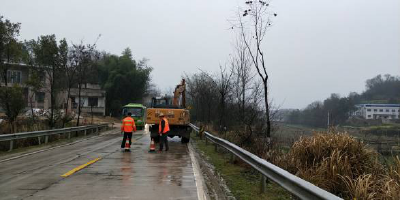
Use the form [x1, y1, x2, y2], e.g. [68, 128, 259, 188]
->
[189, 138, 234, 200]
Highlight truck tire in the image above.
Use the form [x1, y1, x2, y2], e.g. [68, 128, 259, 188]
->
[151, 135, 160, 143]
[181, 137, 190, 143]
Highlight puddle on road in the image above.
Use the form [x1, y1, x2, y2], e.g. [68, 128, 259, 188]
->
[120, 153, 134, 186]
[113, 136, 196, 190]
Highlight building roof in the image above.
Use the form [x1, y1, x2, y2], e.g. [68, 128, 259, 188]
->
[356, 104, 400, 108]
[123, 103, 145, 108]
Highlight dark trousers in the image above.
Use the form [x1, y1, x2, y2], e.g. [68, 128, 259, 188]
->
[121, 132, 133, 148]
[159, 134, 169, 151]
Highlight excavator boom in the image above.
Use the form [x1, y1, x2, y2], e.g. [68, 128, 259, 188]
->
[172, 79, 186, 108]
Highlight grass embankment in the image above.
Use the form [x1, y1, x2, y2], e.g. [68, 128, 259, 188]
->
[191, 132, 290, 200]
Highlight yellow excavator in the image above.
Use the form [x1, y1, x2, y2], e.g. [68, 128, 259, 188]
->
[146, 79, 191, 143]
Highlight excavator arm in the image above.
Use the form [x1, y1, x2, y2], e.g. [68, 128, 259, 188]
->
[172, 79, 186, 108]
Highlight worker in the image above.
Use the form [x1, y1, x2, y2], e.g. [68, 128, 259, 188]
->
[121, 112, 136, 149]
[158, 113, 170, 151]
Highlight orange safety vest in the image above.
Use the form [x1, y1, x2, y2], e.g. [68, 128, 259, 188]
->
[121, 116, 136, 132]
[159, 117, 170, 134]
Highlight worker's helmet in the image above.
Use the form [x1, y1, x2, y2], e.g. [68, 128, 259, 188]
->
[159, 113, 164, 117]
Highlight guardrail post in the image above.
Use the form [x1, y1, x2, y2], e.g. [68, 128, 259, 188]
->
[45, 135, 49, 144]
[96, 126, 99, 135]
[214, 143, 218, 152]
[230, 153, 235, 163]
[260, 174, 266, 193]
[84, 129, 87, 136]
[9, 140, 14, 151]
[38, 136, 41, 145]
[68, 132, 71, 139]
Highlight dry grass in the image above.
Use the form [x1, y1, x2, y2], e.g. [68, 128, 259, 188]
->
[275, 130, 400, 199]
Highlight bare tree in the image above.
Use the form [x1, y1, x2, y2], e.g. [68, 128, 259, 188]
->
[215, 65, 233, 132]
[60, 44, 77, 127]
[185, 71, 218, 123]
[235, 0, 277, 148]
[230, 37, 254, 123]
[69, 42, 98, 126]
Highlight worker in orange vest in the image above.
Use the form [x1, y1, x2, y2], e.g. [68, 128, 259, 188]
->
[121, 112, 137, 149]
[158, 113, 170, 151]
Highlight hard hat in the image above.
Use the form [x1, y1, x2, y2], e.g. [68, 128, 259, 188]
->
[159, 113, 164, 117]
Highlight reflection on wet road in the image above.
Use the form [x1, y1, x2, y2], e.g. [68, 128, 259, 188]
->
[0, 130, 199, 200]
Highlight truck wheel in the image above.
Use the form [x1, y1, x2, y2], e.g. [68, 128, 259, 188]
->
[181, 137, 190, 143]
[151, 136, 160, 143]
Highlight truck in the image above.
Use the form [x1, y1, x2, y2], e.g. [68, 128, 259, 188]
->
[146, 79, 191, 143]
[122, 103, 147, 130]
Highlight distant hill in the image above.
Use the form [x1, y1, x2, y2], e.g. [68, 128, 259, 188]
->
[285, 74, 400, 128]
[359, 74, 400, 104]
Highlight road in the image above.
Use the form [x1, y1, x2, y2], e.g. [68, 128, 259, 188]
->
[0, 128, 202, 200]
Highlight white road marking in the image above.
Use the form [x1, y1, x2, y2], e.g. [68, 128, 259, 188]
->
[188, 142, 208, 200]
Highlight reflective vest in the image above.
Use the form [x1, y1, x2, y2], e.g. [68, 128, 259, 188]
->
[159, 117, 170, 134]
[121, 116, 136, 132]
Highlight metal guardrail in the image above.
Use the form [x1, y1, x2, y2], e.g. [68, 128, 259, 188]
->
[0, 124, 111, 151]
[189, 123, 342, 200]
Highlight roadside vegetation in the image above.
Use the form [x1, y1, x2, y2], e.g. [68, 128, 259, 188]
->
[191, 132, 290, 200]
[194, 124, 400, 199]
[273, 131, 400, 199]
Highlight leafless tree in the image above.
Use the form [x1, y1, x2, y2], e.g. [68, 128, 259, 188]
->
[230, 37, 254, 123]
[215, 65, 233, 132]
[185, 71, 218, 123]
[235, 0, 277, 148]
[69, 42, 98, 126]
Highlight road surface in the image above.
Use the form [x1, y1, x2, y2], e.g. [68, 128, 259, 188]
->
[0, 128, 202, 200]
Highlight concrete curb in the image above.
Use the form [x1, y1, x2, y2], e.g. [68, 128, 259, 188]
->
[189, 141, 210, 200]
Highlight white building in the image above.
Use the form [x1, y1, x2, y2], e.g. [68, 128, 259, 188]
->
[354, 104, 400, 119]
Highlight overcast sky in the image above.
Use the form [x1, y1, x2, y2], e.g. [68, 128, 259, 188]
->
[1, 0, 399, 109]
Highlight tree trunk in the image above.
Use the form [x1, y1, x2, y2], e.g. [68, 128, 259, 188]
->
[76, 83, 82, 126]
[30, 93, 36, 123]
[49, 67, 55, 128]
[63, 87, 71, 128]
[263, 82, 271, 151]
[242, 82, 245, 123]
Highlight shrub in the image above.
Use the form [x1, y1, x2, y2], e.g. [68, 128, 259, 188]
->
[277, 131, 400, 199]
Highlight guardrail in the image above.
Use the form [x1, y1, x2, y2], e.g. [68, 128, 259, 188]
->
[0, 124, 111, 151]
[189, 123, 342, 200]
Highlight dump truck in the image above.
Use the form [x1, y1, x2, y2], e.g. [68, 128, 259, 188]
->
[146, 79, 191, 143]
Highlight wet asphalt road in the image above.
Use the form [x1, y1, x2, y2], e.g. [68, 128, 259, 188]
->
[0, 129, 200, 200]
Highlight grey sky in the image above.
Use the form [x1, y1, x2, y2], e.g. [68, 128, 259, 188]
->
[1, 0, 399, 109]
